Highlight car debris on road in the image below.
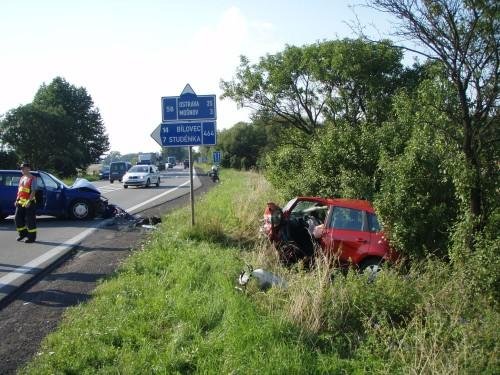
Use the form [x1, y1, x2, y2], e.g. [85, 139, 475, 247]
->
[103, 204, 162, 231]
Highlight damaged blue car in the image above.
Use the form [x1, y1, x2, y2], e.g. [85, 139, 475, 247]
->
[0, 170, 108, 220]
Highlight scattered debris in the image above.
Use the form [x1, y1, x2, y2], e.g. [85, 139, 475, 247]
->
[237, 264, 288, 291]
[104, 204, 162, 231]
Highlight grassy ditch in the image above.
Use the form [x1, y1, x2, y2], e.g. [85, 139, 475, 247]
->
[22, 170, 499, 374]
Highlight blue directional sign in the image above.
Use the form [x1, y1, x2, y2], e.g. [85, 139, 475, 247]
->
[162, 93, 216, 122]
[213, 151, 222, 164]
[159, 121, 216, 147]
[152, 84, 218, 148]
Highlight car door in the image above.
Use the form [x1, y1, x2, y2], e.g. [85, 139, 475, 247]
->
[0, 172, 21, 216]
[320, 206, 371, 264]
[38, 172, 64, 215]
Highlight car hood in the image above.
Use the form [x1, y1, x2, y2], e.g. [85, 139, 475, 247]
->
[71, 178, 100, 194]
[125, 172, 149, 177]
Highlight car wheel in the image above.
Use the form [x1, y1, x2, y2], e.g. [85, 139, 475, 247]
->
[110, 180, 114, 184]
[69, 200, 94, 220]
[359, 257, 383, 282]
[145, 178, 150, 188]
[156, 177, 160, 187]
[124, 185, 128, 189]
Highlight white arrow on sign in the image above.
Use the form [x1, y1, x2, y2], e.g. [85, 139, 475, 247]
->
[150, 124, 162, 146]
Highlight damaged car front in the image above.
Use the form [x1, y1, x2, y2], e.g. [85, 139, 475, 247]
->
[68, 178, 108, 219]
[262, 197, 398, 272]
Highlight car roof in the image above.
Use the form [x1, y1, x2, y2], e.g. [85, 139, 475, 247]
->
[0, 170, 40, 174]
[293, 196, 376, 213]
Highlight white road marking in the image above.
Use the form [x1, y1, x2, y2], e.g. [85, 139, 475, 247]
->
[0, 171, 197, 298]
[0, 225, 100, 290]
[125, 174, 194, 213]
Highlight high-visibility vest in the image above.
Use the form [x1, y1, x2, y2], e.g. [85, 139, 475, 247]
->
[17, 176, 35, 207]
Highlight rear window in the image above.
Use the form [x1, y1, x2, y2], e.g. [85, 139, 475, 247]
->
[111, 163, 127, 171]
[367, 213, 381, 232]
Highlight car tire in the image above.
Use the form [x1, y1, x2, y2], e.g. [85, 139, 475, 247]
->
[359, 257, 383, 282]
[156, 177, 160, 187]
[145, 179, 150, 188]
[110, 180, 114, 184]
[69, 200, 94, 220]
[124, 185, 128, 189]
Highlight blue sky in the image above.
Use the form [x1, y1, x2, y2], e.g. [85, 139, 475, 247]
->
[0, 0, 397, 154]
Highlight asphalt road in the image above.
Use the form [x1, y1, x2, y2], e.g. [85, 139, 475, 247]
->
[0, 165, 200, 302]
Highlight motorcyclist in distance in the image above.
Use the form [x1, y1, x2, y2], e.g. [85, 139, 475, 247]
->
[210, 165, 220, 182]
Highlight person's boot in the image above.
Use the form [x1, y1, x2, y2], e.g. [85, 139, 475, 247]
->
[25, 233, 36, 243]
[16, 229, 28, 242]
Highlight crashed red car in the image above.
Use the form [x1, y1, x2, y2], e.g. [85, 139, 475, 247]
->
[262, 197, 398, 272]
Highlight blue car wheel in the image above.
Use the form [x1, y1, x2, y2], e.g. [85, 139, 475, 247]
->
[69, 200, 94, 220]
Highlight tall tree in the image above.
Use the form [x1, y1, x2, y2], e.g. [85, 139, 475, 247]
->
[221, 39, 403, 138]
[0, 77, 109, 176]
[366, 0, 499, 241]
[33, 77, 109, 167]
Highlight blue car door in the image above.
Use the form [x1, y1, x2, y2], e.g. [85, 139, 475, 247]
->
[0, 172, 21, 217]
[37, 172, 64, 216]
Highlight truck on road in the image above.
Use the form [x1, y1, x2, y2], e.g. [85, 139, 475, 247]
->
[137, 153, 157, 166]
[166, 156, 176, 168]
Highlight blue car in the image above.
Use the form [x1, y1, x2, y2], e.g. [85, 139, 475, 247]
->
[0, 170, 108, 220]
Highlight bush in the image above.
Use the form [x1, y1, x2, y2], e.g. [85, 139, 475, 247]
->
[375, 125, 458, 258]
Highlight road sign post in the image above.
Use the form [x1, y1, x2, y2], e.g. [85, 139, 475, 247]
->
[151, 84, 217, 226]
[189, 146, 194, 226]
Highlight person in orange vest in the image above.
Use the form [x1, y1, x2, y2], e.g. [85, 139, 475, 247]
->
[14, 162, 37, 243]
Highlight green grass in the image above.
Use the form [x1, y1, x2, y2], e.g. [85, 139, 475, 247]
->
[21, 169, 499, 374]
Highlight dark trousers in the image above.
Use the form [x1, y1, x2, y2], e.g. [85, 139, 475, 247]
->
[14, 204, 37, 240]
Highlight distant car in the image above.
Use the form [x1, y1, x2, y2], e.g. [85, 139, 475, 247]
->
[0, 170, 107, 220]
[122, 165, 160, 188]
[166, 162, 174, 169]
[183, 159, 189, 169]
[99, 165, 110, 180]
[109, 161, 132, 183]
[262, 197, 398, 273]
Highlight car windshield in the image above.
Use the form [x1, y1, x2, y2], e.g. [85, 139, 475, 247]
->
[129, 166, 149, 173]
[290, 201, 328, 222]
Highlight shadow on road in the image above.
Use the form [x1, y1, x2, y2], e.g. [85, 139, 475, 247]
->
[0, 263, 42, 275]
[17, 288, 91, 307]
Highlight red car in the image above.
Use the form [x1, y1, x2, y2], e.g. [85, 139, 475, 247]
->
[262, 197, 398, 273]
